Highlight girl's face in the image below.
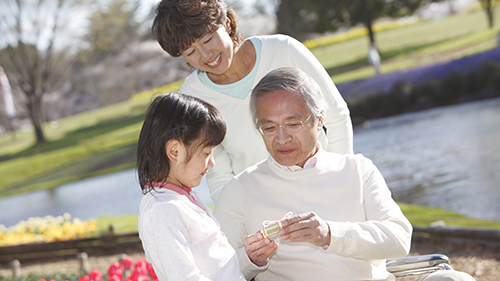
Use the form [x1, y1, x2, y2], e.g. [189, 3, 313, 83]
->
[181, 24, 234, 76]
[168, 143, 216, 188]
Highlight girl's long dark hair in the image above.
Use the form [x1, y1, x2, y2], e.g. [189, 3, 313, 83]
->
[137, 92, 226, 194]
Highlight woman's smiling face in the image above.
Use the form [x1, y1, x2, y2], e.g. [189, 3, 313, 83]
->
[181, 25, 235, 76]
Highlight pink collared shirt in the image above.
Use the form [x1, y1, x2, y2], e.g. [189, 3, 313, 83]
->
[151, 182, 205, 210]
[271, 143, 320, 172]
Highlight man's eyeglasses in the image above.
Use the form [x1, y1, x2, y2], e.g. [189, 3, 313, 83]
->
[258, 114, 312, 136]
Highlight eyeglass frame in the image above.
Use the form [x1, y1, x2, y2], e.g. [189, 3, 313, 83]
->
[257, 114, 313, 136]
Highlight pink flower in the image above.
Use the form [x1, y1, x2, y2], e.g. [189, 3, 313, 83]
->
[137, 276, 150, 281]
[108, 262, 124, 278]
[88, 270, 103, 281]
[146, 263, 157, 279]
[108, 275, 121, 281]
[134, 258, 149, 273]
[79, 276, 91, 281]
[122, 257, 133, 270]
[129, 267, 144, 281]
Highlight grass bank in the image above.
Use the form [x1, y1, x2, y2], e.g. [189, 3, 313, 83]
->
[0, 98, 151, 198]
[309, 7, 500, 84]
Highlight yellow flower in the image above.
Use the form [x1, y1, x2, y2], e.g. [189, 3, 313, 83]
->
[0, 214, 98, 246]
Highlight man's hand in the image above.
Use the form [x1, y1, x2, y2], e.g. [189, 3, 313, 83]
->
[243, 232, 278, 267]
[279, 212, 331, 248]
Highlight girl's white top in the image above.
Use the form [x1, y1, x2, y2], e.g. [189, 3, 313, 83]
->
[138, 188, 246, 281]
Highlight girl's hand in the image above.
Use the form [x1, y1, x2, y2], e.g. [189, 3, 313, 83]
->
[243, 232, 278, 267]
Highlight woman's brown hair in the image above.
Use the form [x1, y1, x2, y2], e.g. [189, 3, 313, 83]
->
[152, 0, 243, 57]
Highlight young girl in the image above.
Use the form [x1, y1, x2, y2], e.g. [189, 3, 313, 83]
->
[136, 92, 275, 281]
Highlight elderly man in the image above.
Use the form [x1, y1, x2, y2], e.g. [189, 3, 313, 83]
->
[214, 67, 475, 281]
[213, 66, 411, 280]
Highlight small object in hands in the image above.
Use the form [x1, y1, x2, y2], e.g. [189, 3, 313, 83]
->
[260, 221, 282, 238]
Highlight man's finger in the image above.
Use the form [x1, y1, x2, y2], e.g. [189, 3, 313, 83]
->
[246, 232, 265, 244]
[281, 212, 315, 227]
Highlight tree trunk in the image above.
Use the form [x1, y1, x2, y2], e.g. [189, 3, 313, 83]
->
[481, 0, 494, 28]
[276, 0, 308, 41]
[486, 5, 494, 28]
[27, 94, 46, 143]
[365, 20, 376, 45]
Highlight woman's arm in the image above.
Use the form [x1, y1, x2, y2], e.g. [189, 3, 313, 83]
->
[287, 36, 354, 154]
[205, 145, 235, 203]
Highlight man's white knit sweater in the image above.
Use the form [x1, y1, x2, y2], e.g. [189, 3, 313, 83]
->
[214, 149, 412, 281]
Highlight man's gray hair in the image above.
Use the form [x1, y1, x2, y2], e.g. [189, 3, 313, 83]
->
[250, 67, 329, 127]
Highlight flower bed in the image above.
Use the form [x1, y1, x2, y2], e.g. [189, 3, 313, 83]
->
[0, 214, 98, 247]
[31, 257, 157, 281]
[80, 257, 157, 281]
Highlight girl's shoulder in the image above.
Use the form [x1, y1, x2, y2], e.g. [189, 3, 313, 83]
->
[141, 189, 186, 210]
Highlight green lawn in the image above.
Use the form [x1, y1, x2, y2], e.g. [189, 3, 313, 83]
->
[0, 99, 150, 197]
[309, 7, 500, 84]
[1, 6, 500, 229]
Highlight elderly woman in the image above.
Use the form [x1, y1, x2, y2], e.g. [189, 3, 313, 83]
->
[152, 0, 354, 201]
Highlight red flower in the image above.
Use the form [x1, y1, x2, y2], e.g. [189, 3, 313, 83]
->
[134, 258, 149, 273]
[88, 270, 103, 281]
[108, 275, 121, 281]
[129, 267, 143, 281]
[122, 257, 133, 270]
[136, 276, 150, 281]
[79, 276, 91, 281]
[146, 263, 157, 279]
[108, 262, 124, 278]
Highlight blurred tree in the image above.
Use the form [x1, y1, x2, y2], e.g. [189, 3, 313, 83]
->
[78, 0, 141, 63]
[276, 0, 343, 42]
[253, 0, 278, 16]
[478, 0, 498, 28]
[0, 0, 81, 143]
[275, 0, 444, 44]
[226, 0, 245, 14]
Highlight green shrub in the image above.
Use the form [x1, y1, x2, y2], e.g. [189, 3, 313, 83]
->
[349, 61, 500, 122]
[439, 71, 465, 105]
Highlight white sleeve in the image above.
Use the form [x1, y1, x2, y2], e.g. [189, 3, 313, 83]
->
[214, 179, 266, 280]
[141, 203, 213, 281]
[214, 179, 248, 250]
[287, 36, 354, 155]
[325, 157, 412, 260]
[206, 144, 235, 203]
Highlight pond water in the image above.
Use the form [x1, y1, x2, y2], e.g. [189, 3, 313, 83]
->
[1, 97, 499, 227]
[0, 170, 212, 228]
[353, 97, 500, 220]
